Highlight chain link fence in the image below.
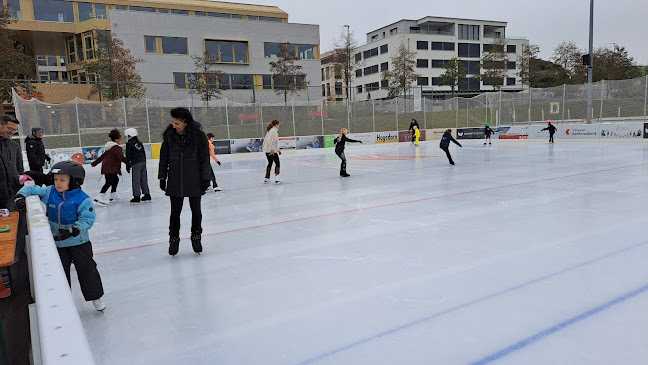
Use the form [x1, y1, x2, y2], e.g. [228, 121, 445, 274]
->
[9, 76, 648, 149]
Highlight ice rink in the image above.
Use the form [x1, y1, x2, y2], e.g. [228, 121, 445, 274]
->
[70, 139, 648, 365]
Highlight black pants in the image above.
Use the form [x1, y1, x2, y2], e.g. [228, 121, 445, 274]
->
[265, 153, 280, 178]
[169, 196, 202, 237]
[100, 174, 119, 194]
[210, 167, 218, 188]
[57, 241, 104, 301]
[336, 150, 347, 174]
[411, 132, 415, 143]
[29, 163, 43, 173]
[549, 133, 555, 143]
[441, 147, 454, 164]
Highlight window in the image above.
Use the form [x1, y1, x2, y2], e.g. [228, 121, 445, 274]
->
[114, 5, 127, 10]
[432, 77, 441, 86]
[78, 2, 93, 22]
[507, 45, 516, 53]
[363, 47, 378, 59]
[366, 82, 379, 92]
[355, 69, 362, 78]
[47, 55, 57, 65]
[158, 9, 170, 13]
[431, 42, 443, 51]
[171, 9, 189, 14]
[144, 36, 157, 53]
[322, 84, 326, 97]
[459, 77, 481, 90]
[461, 60, 480, 75]
[380, 44, 388, 54]
[162, 37, 188, 55]
[231, 74, 253, 89]
[417, 77, 428, 86]
[60, 56, 66, 66]
[416, 59, 428, 68]
[417, 41, 428, 50]
[335, 82, 342, 95]
[507, 77, 516, 85]
[458, 24, 480, 40]
[380, 62, 388, 71]
[299, 44, 316, 60]
[231, 14, 243, 19]
[207, 12, 230, 18]
[36, 55, 47, 66]
[7, 0, 21, 18]
[483, 44, 490, 53]
[75, 34, 84, 61]
[371, 35, 378, 42]
[33, 0, 74, 22]
[507, 61, 516, 70]
[432, 42, 455, 51]
[262, 75, 272, 89]
[39, 72, 48, 82]
[259, 16, 282, 22]
[389, 27, 397, 35]
[483, 78, 491, 86]
[206, 40, 248, 63]
[355, 53, 362, 62]
[264, 42, 281, 58]
[458, 43, 481, 57]
[357, 85, 363, 94]
[363, 65, 378, 75]
[194, 11, 207, 16]
[130, 6, 155, 12]
[431, 59, 446, 68]
[173, 72, 188, 89]
[95, 4, 107, 19]
[410, 27, 420, 33]
[381, 79, 388, 88]
[263, 43, 315, 60]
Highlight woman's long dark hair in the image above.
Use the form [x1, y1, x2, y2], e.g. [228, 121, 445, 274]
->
[164, 107, 196, 136]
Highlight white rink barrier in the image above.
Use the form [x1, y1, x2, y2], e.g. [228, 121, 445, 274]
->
[25, 195, 96, 365]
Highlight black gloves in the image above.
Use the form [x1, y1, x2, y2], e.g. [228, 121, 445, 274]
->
[53, 227, 80, 242]
[360, 141, 363, 143]
[14, 194, 26, 211]
[45, 155, 51, 162]
[159, 179, 166, 191]
[217, 161, 221, 166]
[125, 163, 131, 173]
[200, 180, 210, 191]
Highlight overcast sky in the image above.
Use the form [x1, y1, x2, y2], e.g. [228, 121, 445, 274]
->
[243, 0, 648, 64]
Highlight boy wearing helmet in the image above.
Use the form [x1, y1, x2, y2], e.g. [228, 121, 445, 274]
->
[14, 160, 106, 312]
[484, 123, 494, 145]
[25, 127, 51, 172]
[541, 120, 557, 143]
[124, 128, 151, 203]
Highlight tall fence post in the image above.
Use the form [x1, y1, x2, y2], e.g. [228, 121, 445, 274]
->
[259, 101, 264, 138]
[423, 96, 427, 129]
[372, 98, 376, 133]
[225, 99, 231, 140]
[599, 79, 604, 121]
[320, 100, 325, 135]
[644, 75, 647, 123]
[291, 100, 297, 138]
[455, 98, 458, 129]
[528, 88, 532, 122]
[498, 90, 502, 127]
[347, 98, 351, 131]
[562, 84, 566, 122]
[145, 98, 151, 143]
[122, 97, 128, 128]
[395, 98, 399, 131]
[74, 97, 82, 147]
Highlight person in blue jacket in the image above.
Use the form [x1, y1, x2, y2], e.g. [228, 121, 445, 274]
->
[14, 160, 106, 312]
[439, 129, 462, 165]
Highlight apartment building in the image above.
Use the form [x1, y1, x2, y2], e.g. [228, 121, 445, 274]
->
[352, 16, 529, 100]
[320, 50, 347, 101]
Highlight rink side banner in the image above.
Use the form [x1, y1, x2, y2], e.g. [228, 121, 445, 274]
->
[427, 128, 457, 140]
[375, 131, 398, 143]
[499, 126, 528, 139]
[323, 135, 337, 148]
[456, 128, 483, 140]
[212, 140, 231, 155]
[645, 123, 648, 139]
[347, 133, 375, 144]
[230, 138, 263, 154]
[398, 130, 427, 142]
[295, 136, 324, 149]
[279, 137, 296, 149]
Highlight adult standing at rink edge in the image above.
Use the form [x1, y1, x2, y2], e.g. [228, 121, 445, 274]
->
[26, 127, 51, 172]
[158, 107, 211, 256]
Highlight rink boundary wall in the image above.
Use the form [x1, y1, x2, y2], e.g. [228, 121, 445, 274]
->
[25, 194, 96, 365]
[38, 121, 648, 164]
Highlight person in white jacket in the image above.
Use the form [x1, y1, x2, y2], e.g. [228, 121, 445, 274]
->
[262, 120, 282, 184]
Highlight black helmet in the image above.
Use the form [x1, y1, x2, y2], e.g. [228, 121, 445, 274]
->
[32, 127, 44, 134]
[50, 160, 85, 190]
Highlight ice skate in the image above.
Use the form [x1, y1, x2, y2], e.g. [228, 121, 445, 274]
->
[190, 234, 202, 254]
[341, 172, 351, 177]
[274, 178, 283, 184]
[94, 193, 108, 206]
[109, 192, 120, 203]
[169, 236, 180, 256]
[264, 178, 270, 184]
[213, 186, 222, 192]
[92, 298, 106, 312]
[141, 194, 152, 202]
[130, 196, 141, 204]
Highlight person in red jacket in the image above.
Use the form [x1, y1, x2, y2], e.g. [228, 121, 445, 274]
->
[91, 129, 126, 205]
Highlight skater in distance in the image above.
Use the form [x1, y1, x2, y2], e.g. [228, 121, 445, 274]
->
[91, 129, 126, 205]
[439, 129, 462, 165]
[124, 128, 151, 204]
[484, 123, 494, 145]
[542, 120, 557, 144]
[334, 128, 362, 177]
[206, 133, 222, 192]
[262, 120, 282, 184]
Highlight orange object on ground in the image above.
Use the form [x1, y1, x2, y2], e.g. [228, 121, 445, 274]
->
[0, 213, 19, 267]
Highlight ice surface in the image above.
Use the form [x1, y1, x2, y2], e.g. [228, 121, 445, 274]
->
[68, 140, 648, 365]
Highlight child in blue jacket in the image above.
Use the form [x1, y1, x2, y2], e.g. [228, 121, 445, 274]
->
[14, 160, 106, 311]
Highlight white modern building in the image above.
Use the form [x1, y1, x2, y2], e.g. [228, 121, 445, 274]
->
[351, 16, 529, 100]
[109, 8, 320, 103]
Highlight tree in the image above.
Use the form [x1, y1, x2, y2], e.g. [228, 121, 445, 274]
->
[551, 41, 586, 84]
[592, 43, 643, 81]
[438, 57, 466, 98]
[0, 9, 37, 103]
[332, 26, 358, 100]
[517, 43, 542, 88]
[84, 31, 146, 100]
[475, 38, 509, 90]
[190, 51, 224, 106]
[268, 43, 306, 105]
[381, 41, 420, 99]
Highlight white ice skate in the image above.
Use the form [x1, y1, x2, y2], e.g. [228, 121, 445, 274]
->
[213, 187, 222, 192]
[92, 298, 106, 312]
[264, 178, 270, 184]
[274, 178, 283, 184]
[94, 193, 108, 206]
[109, 192, 120, 203]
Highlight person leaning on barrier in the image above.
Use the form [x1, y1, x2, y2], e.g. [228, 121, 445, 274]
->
[26, 127, 51, 172]
[0, 115, 24, 210]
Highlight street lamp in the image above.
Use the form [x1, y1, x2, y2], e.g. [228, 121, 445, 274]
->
[586, 0, 594, 123]
[344, 25, 350, 101]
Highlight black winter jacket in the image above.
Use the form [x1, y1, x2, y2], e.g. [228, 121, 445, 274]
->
[484, 126, 494, 136]
[542, 124, 557, 134]
[125, 137, 147, 166]
[409, 120, 420, 132]
[334, 135, 361, 154]
[0, 138, 24, 206]
[158, 125, 211, 197]
[26, 134, 49, 169]
[439, 132, 462, 149]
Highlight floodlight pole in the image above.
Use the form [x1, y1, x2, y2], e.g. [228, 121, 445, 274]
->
[586, 0, 594, 123]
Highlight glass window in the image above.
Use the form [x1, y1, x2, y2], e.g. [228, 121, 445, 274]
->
[458, 24, 480, 40]
[95, 4, 107, 19]
[173, 72, 187, 89]
[355, 69, 362, 77]
[335, 82, 342, 95]
[170, 9, 189, 14]
[355, 53, 362, 62]
[380, 44, 388, 54]
[194, 11, 207, 16]
[33, 0, 74, 22]
[431, 60, 445, 68]
[431, 42, 443, 50]
[37, 55, 47, 66]
[416, 59, 428, 68]
[298, 44, 316, 60]
[444, 42, 455, 51]
[61, 72, 68, 82]
[219, 74, 230, 89]
[49, 71, 59, 82]
[507, 61, 516, 70]
[59, 56, 66, 66]
[7, 0, 21, 18]
[381, 80, 388, 88]
[130, 6, 155, 12]
[75, 34, 84, 61]
[233, 41, 248, 63]
[39, 72, 48, 82]
[161, 37, 187, 55]
[158, 9, 170, 13]
[262, 75, 272, 89]
[204, 40, 219, 61]
[381, 62, 388, 71]
[114, 5, 127, 10]
[417, 41, 428, 50]
[507, 45, 516, 53]
[78, 2, 93, 22]
[296, 75, 305, 89]
[219, 41, 233, 62]
[231, 14, 242, 19]
[507, 77, 516, 85]
[417, 77, 428, 86]
[145, 36, 157, 53]
[207, 12, 229, 18]
[264, 42, 281, 58]
[483, 44, 491, 53]
[356, 85, 363, 94]
[259, 16, 281, 22]
[47, 55, 58, 66]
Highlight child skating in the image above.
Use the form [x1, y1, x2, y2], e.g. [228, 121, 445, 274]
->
[413, 125, 421, 146]
[14, 160, 106, 312]
[262, 120, 282, 184]
[206, 133, 222, 192]
[333, 128, 362, 177]
[409, 118, 420, 145]
[439, 129, 462, 165]
[484, 123, 494, 145]
[124, 128, 151, 203]
[542, 120, 557, 143]
[91, 129, 126, 205]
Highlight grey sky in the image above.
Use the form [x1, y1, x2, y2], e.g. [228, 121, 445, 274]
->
[243, 0, 648, 64]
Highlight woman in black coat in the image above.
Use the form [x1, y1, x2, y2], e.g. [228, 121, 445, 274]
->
[158, 108, 211, 256]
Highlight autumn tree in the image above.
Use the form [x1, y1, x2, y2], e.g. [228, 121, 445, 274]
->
[84, 31, 146, 100]
[551, 41, 586, 84]
[269, 43, 306, 105]
[438, 57, 466, 98]
[381, 41, 420, 98]
[475, 38, 509, 90]
[190, 51, 224, 106]
[517, 43, 542, 88]
[0, 8, 37, 103]
[592, 43, 643, 81]
[331, 26, 359, 100]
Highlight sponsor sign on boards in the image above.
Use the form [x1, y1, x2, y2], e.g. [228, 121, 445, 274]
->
[230, 138, 263, 154]
[644, 123, 648, 139]
[427, 128, 456, 140]
[456, 128, 484, 140]
[295, 136, 324, 149]
[346, 133, 375, 144]
[279, 137, 296, 149]
[375, 131, 399, 143]
[211, 140, 231, 155]
[398, 130, 427, 142]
